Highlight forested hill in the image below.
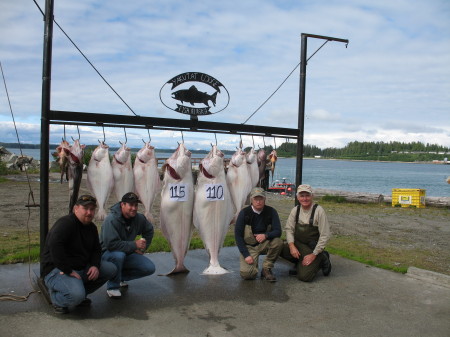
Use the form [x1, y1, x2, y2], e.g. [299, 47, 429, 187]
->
[247, 141, 450, 162]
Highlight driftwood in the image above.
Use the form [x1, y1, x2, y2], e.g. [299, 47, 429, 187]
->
[313, 188, 450, 208]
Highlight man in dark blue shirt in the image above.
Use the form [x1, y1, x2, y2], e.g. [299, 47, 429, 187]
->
[234, 187, 283, 281]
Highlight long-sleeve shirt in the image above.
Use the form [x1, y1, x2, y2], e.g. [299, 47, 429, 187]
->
[100, 202, 154, 254]
[284, 203, 331, 255]
[235, 205, 281, 258]
[42, 213, 102, 277]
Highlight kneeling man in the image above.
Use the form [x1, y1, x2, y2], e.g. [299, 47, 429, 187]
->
[100, 192, 155, 298]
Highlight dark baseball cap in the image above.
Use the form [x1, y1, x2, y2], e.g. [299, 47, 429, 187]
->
[121, 192, 142, 204]
[76, 195, 97, 206]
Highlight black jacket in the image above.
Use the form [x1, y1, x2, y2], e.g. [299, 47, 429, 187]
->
[41, 213, 102, 277]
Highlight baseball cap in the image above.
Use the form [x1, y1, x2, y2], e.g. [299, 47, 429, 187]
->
[250, 187, 266, 198]
[76, 195, 97, 206]
[121, 192, 142, 204]
[297, 184, 313, 194]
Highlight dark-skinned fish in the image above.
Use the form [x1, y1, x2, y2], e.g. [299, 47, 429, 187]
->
[172, 85, 218, 107]
[68, 139, 85, 213]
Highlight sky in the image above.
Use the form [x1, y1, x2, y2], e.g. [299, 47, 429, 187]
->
[0, 0, 449, 151]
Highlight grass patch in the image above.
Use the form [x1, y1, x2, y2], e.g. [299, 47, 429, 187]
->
[326, 235, 441, 274]
[0, 231, 40, 264]
[321, 195, 347, 203]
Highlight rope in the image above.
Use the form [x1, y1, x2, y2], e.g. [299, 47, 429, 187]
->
[0, 61, 40, 301]
[242, 40, 330, 125]
[32, 0, 138, 116]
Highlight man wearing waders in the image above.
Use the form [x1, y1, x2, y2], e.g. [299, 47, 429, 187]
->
[281, 184, 332, 281]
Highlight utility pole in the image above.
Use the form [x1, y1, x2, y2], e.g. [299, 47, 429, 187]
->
[295, 33, 349, 192]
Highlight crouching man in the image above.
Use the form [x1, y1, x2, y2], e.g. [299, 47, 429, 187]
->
[42, 195, 117, 314]
[100, 192, 155, 298]
[281, 184, 332, 282]
[235, 187, 283, 281]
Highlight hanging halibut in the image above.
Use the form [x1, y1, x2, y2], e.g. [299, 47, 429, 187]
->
[133, 141, 160, 223]
[246, 147, 259, 188]
[160, 143, 194, 275]
[226, 146, 252, 222]
[193, 145, 235, 275]
[87, 141, 114, 221]
[68, 139, 85, 213]
[112, 142, 134, 201]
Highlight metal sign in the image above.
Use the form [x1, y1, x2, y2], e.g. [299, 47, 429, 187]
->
[160, 72, 229, 116]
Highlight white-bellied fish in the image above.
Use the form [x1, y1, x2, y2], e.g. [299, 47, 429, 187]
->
[133, 142, 160, 223]
[246, 147, 259, 188]
[193, 145, 235, 275]
[87, 141, 114, 221]
[112, 142, 134, 201]
[160, 143, 194, 275]
[68, 139, 85, 213]
[226, 146, 252, 222]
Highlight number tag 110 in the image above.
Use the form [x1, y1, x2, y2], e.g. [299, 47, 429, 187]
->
[205, 184, 225, 201]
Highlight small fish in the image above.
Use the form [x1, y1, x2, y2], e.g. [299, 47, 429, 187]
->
[133, 142, 161, 223]
[172, 85, 218, 107]
[55, 139, 70, 183]
[68, 139, 85, 213]
[87, 141, 114, 221]
[112, 142, 134, 202]
[257, 148, 267, 187]
[268, 149, 278, 180]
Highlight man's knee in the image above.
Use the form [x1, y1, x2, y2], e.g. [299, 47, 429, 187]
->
[141, 260, 156, 276]
[100, 260, 118, 279]
[103, 251, 126, 265]
[240, 269, 257, 280]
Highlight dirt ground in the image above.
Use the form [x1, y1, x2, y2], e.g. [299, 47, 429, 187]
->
[1, 172, 449, 274]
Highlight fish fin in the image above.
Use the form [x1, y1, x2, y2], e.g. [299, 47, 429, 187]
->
[158, 266, 190, 276]
[202, 265, 230, 275]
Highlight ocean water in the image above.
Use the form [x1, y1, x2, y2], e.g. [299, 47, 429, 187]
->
[6, 148, 449, 197]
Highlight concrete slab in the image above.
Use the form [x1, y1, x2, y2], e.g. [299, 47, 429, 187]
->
[1, 248, 449, 337]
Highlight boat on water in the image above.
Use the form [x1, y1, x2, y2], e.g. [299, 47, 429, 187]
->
[267, 177, 295, 195]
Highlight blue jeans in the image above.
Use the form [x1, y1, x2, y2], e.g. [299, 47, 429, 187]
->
[44, 261, 116, 308]
[102, 251, 155, 290]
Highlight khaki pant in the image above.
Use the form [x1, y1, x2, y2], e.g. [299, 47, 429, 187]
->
[239, 237, 283, 280]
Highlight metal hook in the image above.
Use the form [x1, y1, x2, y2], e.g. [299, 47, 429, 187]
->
[274, 138, 277, 150]
[181, 131, 185, 144]
[147, 129, 151, 142]
[123, 128, 127, 143]
[263, 136, 266, 149]
[63, 125, 66, 141]
[239, 135, 243, 149]
[102, 126, 106, 143]
[76, 125, 80, 140]
[252, 135, 255, 149]
[214, 133, 217, 146]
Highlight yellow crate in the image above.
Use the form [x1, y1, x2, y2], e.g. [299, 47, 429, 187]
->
[392, 188, 426, 208]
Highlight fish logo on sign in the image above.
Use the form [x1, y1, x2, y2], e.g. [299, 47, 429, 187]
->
[160, 72, 230, 116]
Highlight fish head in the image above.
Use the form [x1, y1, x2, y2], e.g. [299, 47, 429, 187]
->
[230, 148, 246, 167]
[172, 89, 187, 101]
[114, 142, 131, 163]
[166, 143, 191, 178]
[69, 140, 85, 164]
[136, 142, 155, 163]
[92, 141, 109, 161]
[201, 145, 224, 177]
[246, 148, 257, 164]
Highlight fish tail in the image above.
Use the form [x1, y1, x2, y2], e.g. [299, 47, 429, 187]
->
[211, 91, 218, 106]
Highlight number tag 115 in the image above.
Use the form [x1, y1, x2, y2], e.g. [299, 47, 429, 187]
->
[168, 183, 189, 201]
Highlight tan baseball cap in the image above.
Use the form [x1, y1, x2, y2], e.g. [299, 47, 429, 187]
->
[297, 184, 313, 194]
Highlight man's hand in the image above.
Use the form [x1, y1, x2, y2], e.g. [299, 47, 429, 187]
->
[244, 256, 254, 265]
[86, 266, 99, 281]
[302, 253, 316, 266]
[63, 271, 81, 280]
[134, 249, 144, 255]
[254, 234, 267, 243]
[289, 243, 301, 259]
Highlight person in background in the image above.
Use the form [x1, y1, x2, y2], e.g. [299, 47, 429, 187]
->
[100, 192, 155, 298]
[234, 187, 283, 282]
[281, 184, 332, 282]
[42, 195, 117, 314]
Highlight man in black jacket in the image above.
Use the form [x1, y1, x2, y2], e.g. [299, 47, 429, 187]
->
[42, 195, 117, 314]
[234, 187, 283, 281]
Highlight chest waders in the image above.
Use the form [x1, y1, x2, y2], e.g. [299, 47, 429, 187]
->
[294, 204, 319, 250]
